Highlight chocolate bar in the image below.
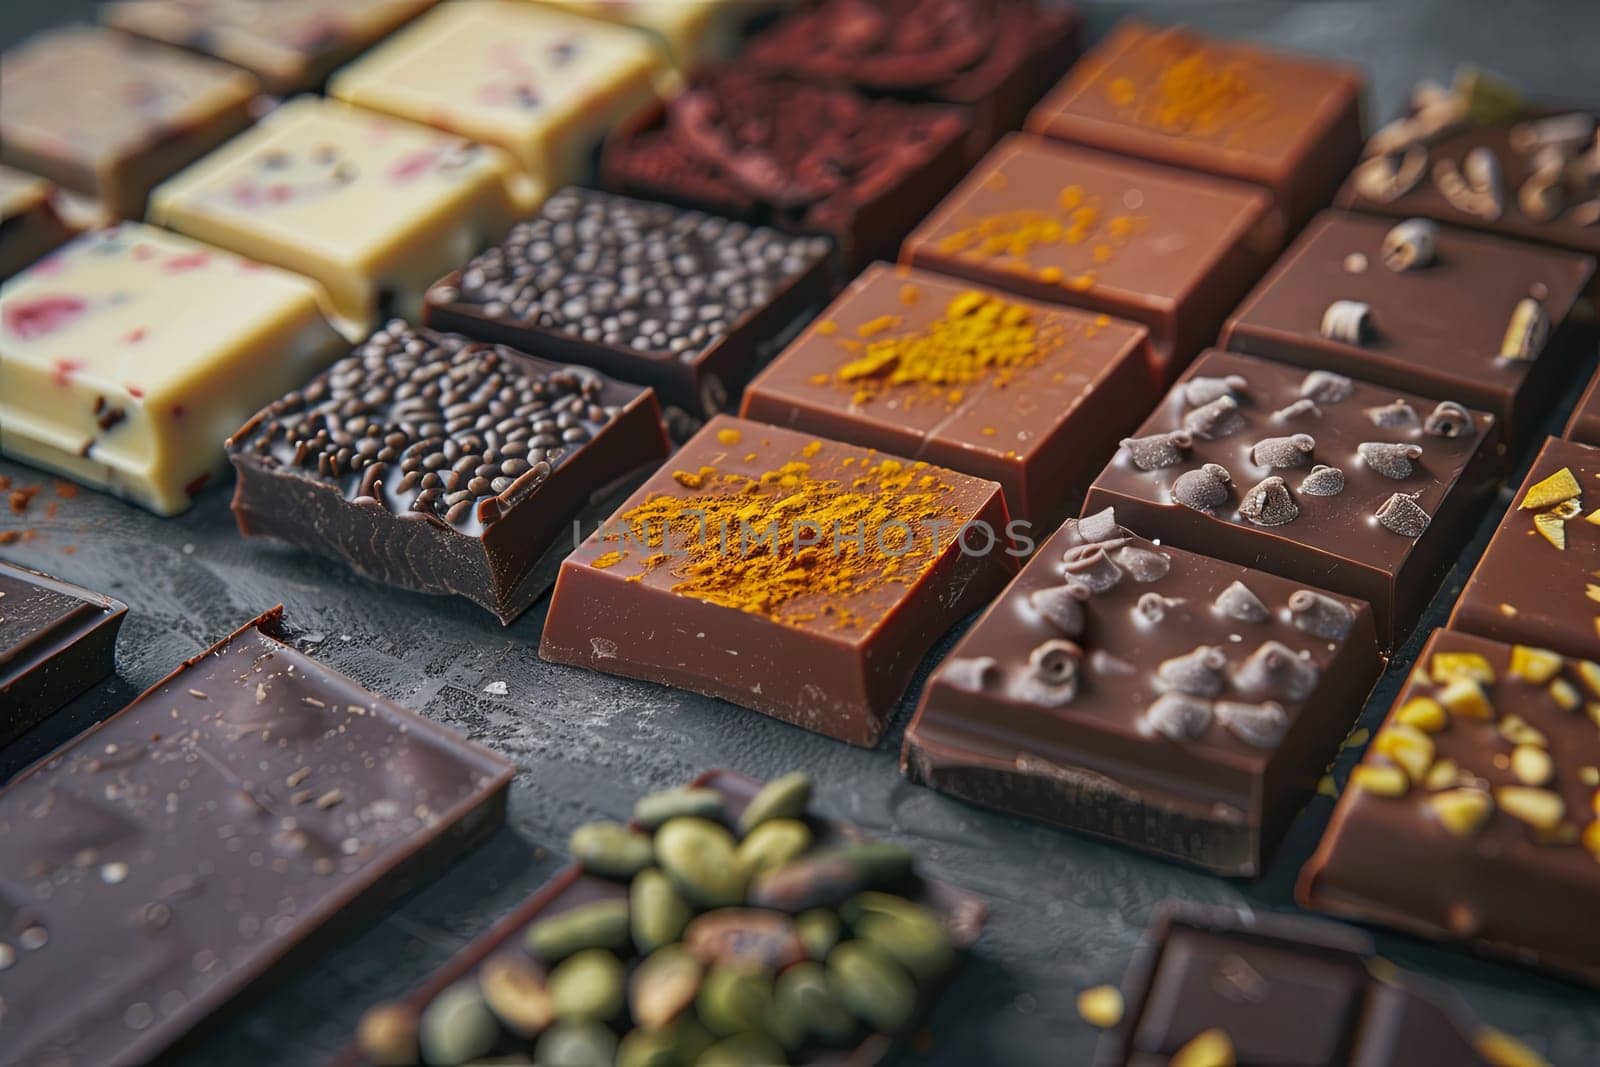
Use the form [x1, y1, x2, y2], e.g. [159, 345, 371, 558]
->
[341, 769, 987, 1067]
[740, 264, 1155, 527]
[0, 223, 348, 515]
[0, 561, 127, 746]
[0, 26, 257, 221]
[425, 187, 833, 423]
[1298, 627, 1600, 988]
[1451, 436, 1600, 663]
[227, 321, 670, 624]
[1027, 20, 1364, 234]
[0, 608, 514, 1065]
[0, 167, 75, 279]
[744, 0, 1082, 158]
[1097, 901, 1528, 1066]
[601, 64, 970, 272]
[329, 2, 668, 200]
[540, 416, 1018, 746]
[1221, 211, 1594, 448]
[902, 507, 1382, 876]
[149, 96, 521, 337]
[1084, 350, 1500, 647]
[900, 134, 1277, 383]
[1565, 366, 1600, 447]
[103, 0, 439, 95]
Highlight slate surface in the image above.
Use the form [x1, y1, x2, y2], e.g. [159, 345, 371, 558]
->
[3, 1, 1600, 1064]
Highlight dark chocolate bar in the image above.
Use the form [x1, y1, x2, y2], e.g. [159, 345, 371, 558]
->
[902, 507, 1383, 876]
[1565, 365, 1600, 447]
[227, 321, 671, 624]
[0, 608, 514, 1065]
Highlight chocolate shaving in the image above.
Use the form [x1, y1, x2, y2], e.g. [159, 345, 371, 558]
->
[1155, 645, 1229, 698]
[1289, 590, 1357, 640]
[1145, 694, 1213, 741]
[1216, 700, 1290, 749]
[1214, 581, 1269, 623]
[1232, 641, 1319, 702]
[1300, 371, 1353, 404]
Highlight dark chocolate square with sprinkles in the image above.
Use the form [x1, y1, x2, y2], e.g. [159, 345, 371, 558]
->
[226, 321, 671, 623]
[0, 561, 128, 744]
[426, 187, 834, 424]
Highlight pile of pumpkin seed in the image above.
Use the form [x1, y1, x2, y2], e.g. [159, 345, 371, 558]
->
[356, 772, 960, 1066]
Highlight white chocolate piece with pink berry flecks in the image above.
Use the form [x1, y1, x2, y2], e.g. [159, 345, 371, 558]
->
[539, 0, 775, 69]
[330, 1, 668, 199]
[148, 96, 521, 339]
[0, 223, 346, 515]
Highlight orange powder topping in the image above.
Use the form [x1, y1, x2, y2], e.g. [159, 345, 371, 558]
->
[1103, 37, 1270, 139]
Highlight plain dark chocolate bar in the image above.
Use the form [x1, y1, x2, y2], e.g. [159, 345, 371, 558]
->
[601, 64, 971, 273]
[1098, 902, 1505, 1066]
[227, 321, 671, 624]
[1450, 436, 1600, 661]
[1084, 350, 1501, 647]
[425, 187, 834, 423]
[1565, 367, 1600, 447]
[1221, 211, 1594, 448]
[540, 415, 1018, 746]
[0, 560, 127, 746]
[0, 607, 514, 1066]
[902, 507, 1383, 876]
[1298, 627, 1600, 988]
[740, 263, 1155, 527]
[743, 0, 1082, 158]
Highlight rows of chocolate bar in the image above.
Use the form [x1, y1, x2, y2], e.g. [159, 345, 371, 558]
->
[3, 2, 1600, 1064]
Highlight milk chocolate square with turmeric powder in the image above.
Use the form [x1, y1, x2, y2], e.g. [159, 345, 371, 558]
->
[539, 415, 1019, 747]
[741, 264, 1155, 528]
[1026, 20, 1364, 233]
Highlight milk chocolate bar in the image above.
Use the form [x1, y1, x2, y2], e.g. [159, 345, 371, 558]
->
[227, 321, 671, 624]
[540, 416, 1018, 746]
[0, 167, 76, 279]
[1298, 627, 1600, 988]
[1084, 350, 1500, 647]
[0, 561, 127, 746]
[0, 608, 514, 1066]
[902, 508, 1382, 876]
[741, 264, 1155, 527]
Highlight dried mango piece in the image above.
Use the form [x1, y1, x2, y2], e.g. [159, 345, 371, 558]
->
[1519, 466, 1580, 510]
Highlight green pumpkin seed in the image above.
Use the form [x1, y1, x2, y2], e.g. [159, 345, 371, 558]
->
[533, 1020, 618, 1067]
[695, 965, 773, 1037]
[634, 787, 725, 829]
[854, 907, 953, 986]
[615, 1027, 678, 1067]
[355, 1001, 420, 1066]
[631, 868, 692, 954]
[418, 981, 498, 1066]
[734, 819, 812, 878]
[629, 944, 703, 1030]
[478, 952, 553, 1037]
[696, 1032, 789, 1066]
[548, 948, 625, 1022]
[827, 941, 918, 1035]
[524, 898, 630, 962]
[655, 817, 745, 908]
[683, 909, 805, 972]
[748, 843, 916, 912]
[773, 962, 856, 1048]
[795, 910, 840, 961]
[737, 772, 812, 834]
[570, 821, 655, 879]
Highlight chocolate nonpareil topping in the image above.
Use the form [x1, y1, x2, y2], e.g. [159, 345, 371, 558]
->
[1289, 590, 1358, 639]
[1365, 399, 1419, 429]
[1183, 395, 1246, 440]
[1297, 464, 1346, 496]
[1250, 434, 1316, 469]
[1300, 370, 1354, 404]
[1376, 492, 1432, 537]
[1183, 374, 1248, 407]
[1145, 693, 1213, 740]
[1232, 641, 1320, 701]
[1214, 580, 1269, 623]
[1120, 430, 1192, 471]
[1156, 645, 1229, 697]
[1238, 476, 1299, 527]
[1172, 463, 1232, 513]
[1273, 398, 1320, 420]
[1358, 441, 1424, 480]
[1215, 700, 1291, 748]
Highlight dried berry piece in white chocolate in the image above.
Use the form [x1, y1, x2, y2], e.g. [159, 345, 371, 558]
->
[1182, 395, 1246, 440]
[1233, 641, 1319, 702]
[1172, 463, 1232, 513]
[1423, 401, 1474, 438]
[1182, 374, 1247, 407]
[1364, 400, 1418, 429]
[1214, 581, 1269, 623]
[1155, 645, 1228, 698]
[1358, 441, 1423, 480]
[1298, 464, 1346, 497]
[1216, 700, 1290, 748]
[1250, 434, 1316, 469]
[1376, 492, 1431, 537]
[1144, 694, 1213, 741]
[943, 656, 1000, 692]
[1300, 370, 1354, 404]
[1120, 430, 1192, 470]
[1028, 584, 1088, 636]
[1289, 590, 1357, 640]
[1238, 477, 1299, 527]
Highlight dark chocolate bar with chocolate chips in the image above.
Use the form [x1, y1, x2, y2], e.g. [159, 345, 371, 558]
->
[426, 187, 834, 424]
[0, 607, 514, 1066]
[227, 321, 671, 623]
[0, 561, 127, 745]
[1084, 350, 1500, 647]
[901, 507, 1383, 876]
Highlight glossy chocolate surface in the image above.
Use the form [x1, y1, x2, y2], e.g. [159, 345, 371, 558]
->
[1027, 19, 1364, 232]
[601, 64, 970, 272]
[1084, 350, 1500, 647]
[1565, 366, 1600, 447]
[902, 508, 1382, 876]
[1298, 627, 1600, 987]
[1222, 211, 1594, 447]
[0, 608, 513, 1066]
[426, 187, 834, 423]
[227, 321, 670, 624]
[1098, 902, 1490, 1066]
[901, 133, 1277, 379]
[740, 263, 1155, 527]
[0, 561, 127, 745]
[540, 415, 1016, 746]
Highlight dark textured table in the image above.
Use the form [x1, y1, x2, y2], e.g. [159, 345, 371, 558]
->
[3, 2, 1600, 1064]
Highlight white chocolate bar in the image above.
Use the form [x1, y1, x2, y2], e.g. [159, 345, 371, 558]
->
[149, 96, 520, 337]
[331, 1, 667, 198]
[540, 0, 765, 69]
[0, 224, 345, 515]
